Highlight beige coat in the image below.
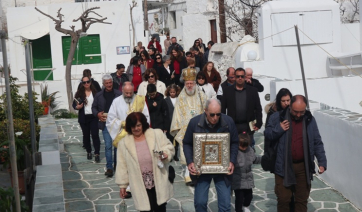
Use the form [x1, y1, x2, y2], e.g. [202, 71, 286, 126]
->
[115, 128, 175, 211]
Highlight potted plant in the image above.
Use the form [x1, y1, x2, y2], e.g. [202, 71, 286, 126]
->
[0, 137, 30, 194]
[0, 119, 40, 194]
[0, 186, 28, 211]
[41, 84, 59, 115]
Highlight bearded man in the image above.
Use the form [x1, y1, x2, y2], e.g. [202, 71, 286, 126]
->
[170, 67, 207, 185]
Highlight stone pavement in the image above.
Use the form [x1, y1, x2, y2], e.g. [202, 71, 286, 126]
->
[56, 118, 360, 212]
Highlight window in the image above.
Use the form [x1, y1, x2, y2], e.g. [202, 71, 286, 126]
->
[62, 34, 102, 65]
[31, 35, 53, 81]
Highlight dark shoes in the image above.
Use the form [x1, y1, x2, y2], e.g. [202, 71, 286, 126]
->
[87, 153, 92, 160]
[104, 169, 114, 177]
[124, 191, 132, 199]
[95, 154, 100, 163]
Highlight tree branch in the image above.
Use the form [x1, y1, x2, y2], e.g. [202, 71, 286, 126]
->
[35, 7, 73, 35]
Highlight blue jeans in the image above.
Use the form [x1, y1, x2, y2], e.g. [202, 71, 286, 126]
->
[102, 127, 117, 170]
[194, 174, 231, 212]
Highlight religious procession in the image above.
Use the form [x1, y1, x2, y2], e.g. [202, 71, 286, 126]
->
[70, 35, 327, 212]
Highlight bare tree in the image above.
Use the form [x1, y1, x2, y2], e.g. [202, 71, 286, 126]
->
[130, 1, 138, 47]
[35, 7, 111, 112]
[223, 0, 269, 41]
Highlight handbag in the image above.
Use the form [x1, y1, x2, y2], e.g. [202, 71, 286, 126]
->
[153, 129, 176, 184]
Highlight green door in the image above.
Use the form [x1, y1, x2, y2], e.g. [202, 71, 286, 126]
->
[62, 36, 83, 65]
[82, 35, 102, 64]
[31, 34, 53, 80]
[61, 34, 101, 65]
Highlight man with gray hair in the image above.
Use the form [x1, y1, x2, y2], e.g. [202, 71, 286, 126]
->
[183, 98, 239, 211]
[92, 74, 122, 177]
[245, 68, 264, 92]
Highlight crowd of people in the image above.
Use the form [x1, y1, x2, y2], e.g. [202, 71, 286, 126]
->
[72, 36, 327, 212]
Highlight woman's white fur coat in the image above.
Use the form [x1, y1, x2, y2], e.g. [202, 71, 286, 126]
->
[115, 128, 175, 211]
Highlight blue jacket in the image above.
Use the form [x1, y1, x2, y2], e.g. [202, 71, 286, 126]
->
[264, 109, 327, 180]
[183, 113, 239, 184]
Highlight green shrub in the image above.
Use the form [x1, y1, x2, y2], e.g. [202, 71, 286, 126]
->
[0, 187, 28, 212]
[52, 109, 78, 119]
[0, 76, 44, 121]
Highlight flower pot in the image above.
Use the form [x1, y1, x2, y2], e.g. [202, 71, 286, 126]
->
[8, 169, 25, 194]
[43, 106, 49, 115]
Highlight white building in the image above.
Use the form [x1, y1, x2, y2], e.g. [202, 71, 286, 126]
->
[3, 0, 145, 110]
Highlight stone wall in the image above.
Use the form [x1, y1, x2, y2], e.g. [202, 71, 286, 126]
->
[33, 115, 65, 212]
[313, 108, 362, 210]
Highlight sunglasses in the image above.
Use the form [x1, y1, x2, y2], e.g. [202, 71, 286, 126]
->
[82, 80, 91, 84]
[235, 75, 245, 79]
[197, 77, 205, 80]
[156, 57, 161, 59]
[209, 113, 221, 117]
[149, 75, 155, 78]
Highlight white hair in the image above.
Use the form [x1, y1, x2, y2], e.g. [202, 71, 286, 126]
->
[205, 98, 221, 110]
[102, 74, 113, 83]
[245, 68, 253, 74]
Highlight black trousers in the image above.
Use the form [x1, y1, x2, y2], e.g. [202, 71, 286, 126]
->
[234, 189, 253, 211]
[141, 187, 167, 212]
[79, 114, 101, 155]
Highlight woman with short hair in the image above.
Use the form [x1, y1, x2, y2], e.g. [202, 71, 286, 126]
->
[116, 112, 174, 212]
[137, 68, 167, 96]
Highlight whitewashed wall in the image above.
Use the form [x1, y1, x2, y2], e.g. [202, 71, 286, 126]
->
[340, 23, 360, 53]
[244, 0, 341, 80]
[6, 1, 131, 109]
[269, 76, 362, 114]
[313, 110, 362, 210]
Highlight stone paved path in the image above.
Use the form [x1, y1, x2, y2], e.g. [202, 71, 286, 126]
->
[56, 118, 360, 212]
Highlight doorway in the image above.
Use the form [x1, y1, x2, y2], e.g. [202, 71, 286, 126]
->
[210, 19, 217, 43]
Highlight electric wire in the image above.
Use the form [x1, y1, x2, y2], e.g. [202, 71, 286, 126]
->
[297, 26, 362, 78]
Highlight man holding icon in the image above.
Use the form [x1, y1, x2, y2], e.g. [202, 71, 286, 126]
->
[92, 74, 122, 177]
[182, 98, 239, 211]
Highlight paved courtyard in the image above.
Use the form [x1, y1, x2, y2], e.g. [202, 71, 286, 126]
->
[56, 118, 360, 212]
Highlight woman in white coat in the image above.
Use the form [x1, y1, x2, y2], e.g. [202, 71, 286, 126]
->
[115, 112, 174, 212]
[196, 71, 216, 99]
[137, 68, 167, 97]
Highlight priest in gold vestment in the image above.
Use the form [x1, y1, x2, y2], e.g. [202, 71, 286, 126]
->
[170, 67, 207, 184]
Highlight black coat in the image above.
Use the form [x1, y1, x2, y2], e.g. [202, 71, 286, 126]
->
[72, 90, 98, 124]
[91, 89, 122, 130]
[245, 78, 264, 92]
[221, 84, 263, 133]
[156, 65, 173, 87]
[217, 80, 233, 101]
[194, 55, 204, 70]
[145, 93, 169, 131]
[167, 43, 184, 55]
[110, 72, 129, 91]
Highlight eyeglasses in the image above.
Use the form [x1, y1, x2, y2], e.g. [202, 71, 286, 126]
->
[228, 76, 235, 79]
[82, 80, 91, 84]
[235, 75, 245, 79]
[197, 77, 205, 80]
[156, 57, 161, 59]
[209, 113, 221, 117]
[149, 75, 155, 78]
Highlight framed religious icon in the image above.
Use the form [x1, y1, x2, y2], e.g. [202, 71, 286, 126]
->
[193, 133, 230, 174]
